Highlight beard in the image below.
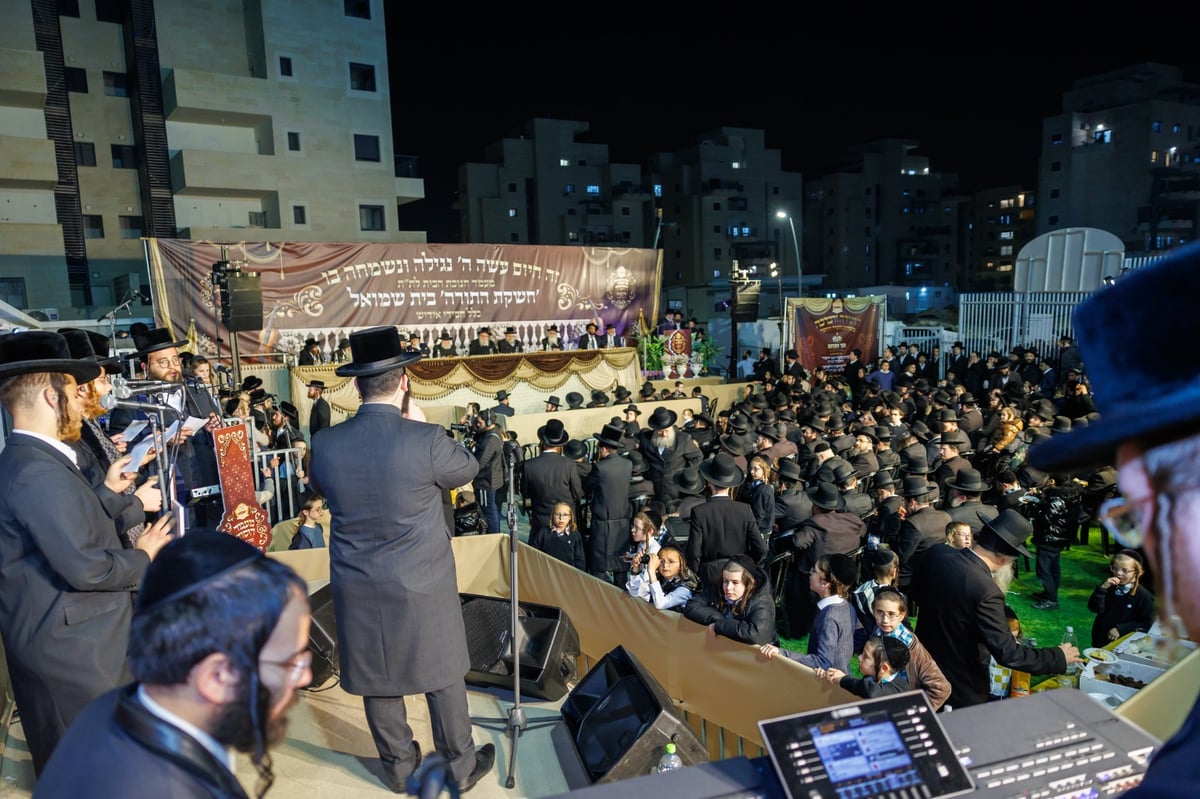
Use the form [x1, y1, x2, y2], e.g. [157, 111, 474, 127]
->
[991, 560, 1016, 593]
[209, 676, 289, 754]
[56, 396, 83, 443]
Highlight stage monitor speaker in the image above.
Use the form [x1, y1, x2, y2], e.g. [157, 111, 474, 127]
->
[733, 283, 760, 322]
[222, 274, 263, 332]
[561, 645, 708, 783]
[459, 594, 581, 701]
[307, 584, 339, 687]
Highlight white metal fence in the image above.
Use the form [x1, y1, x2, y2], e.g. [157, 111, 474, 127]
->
[958, 292, 1093, 360]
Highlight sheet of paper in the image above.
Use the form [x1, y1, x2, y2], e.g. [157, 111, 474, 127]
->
[125, 436, 156, 472]
[180, 415, 207, 434]
[119, 420, 147, 441]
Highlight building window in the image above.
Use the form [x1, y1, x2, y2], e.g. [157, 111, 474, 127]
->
[293, 205, 307, 225]
[567, 231, 578, 241]
[1049, 215, 1059, 225]
[566, 208, 576, 216]
[1152, 120, 1162, 133]
[349, 62, 376, 92]
[279, 57, 293, 77]
[1050, 188, 1060, 199]
[287, 131, 301, 151]
[586, 185, 600, 195]
[508, 182, 517, 192]
[64, 67, 88, 93]
[560, 159, 569, 167]
[74, 142, 96, 167]
[248, 211, 267, 227]
[712, 202, 721, 211]
[83, 215, 104, 238]
[359, 204, 385, 231]
[1050, 161, 1061, 172]
[564, 183, 574, 194]
[95, 0, 122, 23]
[507, 208, 517, 218]
[353, 134, 381, 162]
[621, 207, 630, 216]
[344, 0, 370, 18]
[111, 144, 136, 168]
[57, 0, 80, 16]
[653, 184, 662, 197]
[1173, 123, 1182, 133]
[102, 71, 128, 97]
[1094, 129, 1112, 144]
[1051, 133, 1063, 145]
[999, 230, 1014, 240]
[0, 277, 27, 309]
[119, 215, 142, 239]
[713, 248, 722, 258]
[510, 233, 519, 242]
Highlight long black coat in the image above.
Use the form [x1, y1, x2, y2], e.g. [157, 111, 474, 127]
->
[637, 428, 701, 504]
[309, 395, 331, 439]
[308, 404, 479, 695]
[584, 453, 633, 572]
[522, 451, 582, 538]
[896, 505, 952, 589]
[0, 434, 150, 772]
[686, 496, 767, 590]
[914, 545, 1065, 708]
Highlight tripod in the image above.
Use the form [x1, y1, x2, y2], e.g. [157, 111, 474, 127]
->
[503, 452, 524, 789]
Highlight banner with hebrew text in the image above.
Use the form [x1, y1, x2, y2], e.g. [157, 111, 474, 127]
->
[146, 240, 661, 358]
[791, 296, 885, 374]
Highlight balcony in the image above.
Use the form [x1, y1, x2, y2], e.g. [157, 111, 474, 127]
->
[0, 222, 65, 255]
[396, 175, 423, 206]
[0, 137, 58, 189]
[0, 48, 48, 108]
[170, 149, 277, 197]
[163, 69, 275, 127]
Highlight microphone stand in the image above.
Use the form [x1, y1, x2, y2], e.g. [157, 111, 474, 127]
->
[503, 451, 524, 790]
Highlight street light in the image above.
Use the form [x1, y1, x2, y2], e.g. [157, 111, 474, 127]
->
[776, 209, 802, 298]
[769, 261, 783, 348]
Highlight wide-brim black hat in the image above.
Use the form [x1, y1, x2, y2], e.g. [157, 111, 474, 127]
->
[909, 420, 932, 442]
[564, 439, 588, 460]
[546, 395, 561, 407]
[0, 331, 100, 383]
[809, 481, 844, 511]
[614, 386, 632, 400]
[978, 508, 1034, 559]
[594, 422, 626, 449]
[623, 404, 641, 416]
[278, 400, 299, 422]
[945, 467, 988, 493]
[59, 327, 122, 374]
[647, 406, 677, 431]
[132, 326, 187, 357]
[699, 452, 745, 488]
[241, 375, 263, 392]
[776, 458, 804, 482]
[718, 432, 754, 457]
[537, 418, 570, 447]
[335, 326, 423, 377]
[639, 381, 656, 398]
[675, 467, 705, 496]
[565, 392, 584, 407]
[898, 476, 935, 498]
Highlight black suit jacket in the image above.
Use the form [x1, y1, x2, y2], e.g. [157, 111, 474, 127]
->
[914, 545, 1065, 708]
[896, 505, 952, 588]
[309, 396, 331, 439]
[686, 496, 766, 589]
[522, 452, 583, 542]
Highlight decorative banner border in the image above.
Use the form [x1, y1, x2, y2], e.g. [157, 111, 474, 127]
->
[791, 296, 887, 374]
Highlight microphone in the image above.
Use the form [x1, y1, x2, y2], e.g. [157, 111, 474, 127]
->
[100, 394, 182, 416]
[214, 364, 231, 374]
[110, 374, 132, 399]
[96, 310, 114, 322]
[125, 380, 183, 393]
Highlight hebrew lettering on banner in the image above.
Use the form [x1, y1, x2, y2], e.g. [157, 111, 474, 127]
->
[147, 240, 661, 358]
[792, 296, 884, 375]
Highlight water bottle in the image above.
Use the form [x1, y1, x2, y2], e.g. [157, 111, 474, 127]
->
[656, 742, 684, 773]
[1061, 626, 1079, 688]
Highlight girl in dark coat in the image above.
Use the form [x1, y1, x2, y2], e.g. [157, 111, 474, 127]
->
[532, 501, 586, 571]
[683, 555, 776, 645]
[1089, 549, 1156, 649]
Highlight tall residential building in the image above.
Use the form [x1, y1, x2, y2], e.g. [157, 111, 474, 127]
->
[0, 0, 422, 318]
[1036, 62, 1200, 252]
[966, 186, 1037, 291]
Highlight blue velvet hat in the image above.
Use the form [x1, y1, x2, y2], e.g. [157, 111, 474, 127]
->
[1030, 241, 1200, 472]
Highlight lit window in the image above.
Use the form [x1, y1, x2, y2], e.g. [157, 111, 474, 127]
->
[507, 208, 517, 218]
[349, 62, 376, 92]
[653, 184, 662, 197]
[560, 159, 569, 167]
[564, 183, 574, 194]
[999, 231, 1014, 240]
[358, 204, 385, 231]
[586, 185, 600, 195]
[568, 231, 578, 241]
[1051, 133, 1063, 144]
[1000, 245, 1013, 256]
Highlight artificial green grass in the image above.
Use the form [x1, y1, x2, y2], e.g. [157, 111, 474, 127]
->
[778, 526, 1123, 682]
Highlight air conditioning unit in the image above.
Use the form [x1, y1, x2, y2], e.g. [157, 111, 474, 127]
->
[29, 308, 60, 322]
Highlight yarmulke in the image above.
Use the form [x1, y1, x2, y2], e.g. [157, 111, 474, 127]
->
[136, 533, 264, 612]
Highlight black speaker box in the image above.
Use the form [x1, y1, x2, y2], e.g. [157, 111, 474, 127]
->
[733, 283, 760, 322]
[307, 584, 339, 687]
[561, 645, 708, 783]
[459, 593, 580, 701]
[222, 274, 263, 332]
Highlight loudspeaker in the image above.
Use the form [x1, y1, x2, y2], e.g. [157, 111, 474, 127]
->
[733, 283, 760, 322]
[561, 645, 708, 783]
[460, 594, 581, 701]
[221, 274, 263, 332]
[307, 584, 339, 687]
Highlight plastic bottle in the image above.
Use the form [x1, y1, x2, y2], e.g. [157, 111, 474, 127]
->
[1061, 626, 1079, 688]
[656, 742, 684, 773]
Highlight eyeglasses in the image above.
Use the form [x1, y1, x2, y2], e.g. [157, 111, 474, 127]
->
[261, 650, 312, 685]
[873, 609, 904, 620]
[152, 356, 182, 369]
[1098, 494, 1153, 549]
[1111, 566, 1136, 575]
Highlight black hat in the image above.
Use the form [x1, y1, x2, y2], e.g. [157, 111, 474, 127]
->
[614, 385, 632, 401]
[940, 430, 971, 450]
[504, 326, 517, 335]
[872, 471, 898, 490]
[606, 322, 616, 330]
[59, 328, 121, 374]
[757, 423, 782, 442]
[749, 394, 769, 410]
[1032, 399, 1057, 422]
[873, 425, 892, 442]
[776, 458, 804, 482]
[565, 391, 584, 408]
[337, 337, 350, 349]
[564, 439, 588, 460]
[477, 327, 491, 337]
[778, 408, 797, 422]
[902, 454, 932, 475]
[439, 329, 453, 341]
[546, 324, 559, 333]
[898, 476, 936, 498]
[830, 461, 858, 485]
[335, 326, 422, 377]
[699, 452, 745, 488]
[960, 392, 977, 405]
[0, 330, 100, 383]
[718, 432, 754, 457]
[248, 388, 267, 406]
[1051, 416, 1073, 434]
[304, 337, 319, 349]
[132, 326, 187, 357]
[496, 389, 510, 401]
[639, 381, 656, 398]
[810, 482, 844, 511]
[675, 467, 705, 496]
[546, 395, 561, 407]
[278, 400, 299, 422]
[241, 375, 263, 392]
[727, 412, 753, 434]
[590, 389, 609, 405]
[934, 407, 958, 422]
[828, 553, 858, 587]
[945, 467, 988, 493]
[136, 531, 264, 613]
[537, 418, 570, 447]
[627, 450, 646, 475]
[647, 406, 677, 431]
[595, 423, 626, 449]
[623, 404, 641, 416]
[953, 341, 964, 349]
[307, 379, 325, 389]
[908, 420, 932, 442]
[978, 508, 1034, 559]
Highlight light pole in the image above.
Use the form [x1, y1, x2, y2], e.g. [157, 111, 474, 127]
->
[776, 209, 802, 298]
[769, 262, 783, 348]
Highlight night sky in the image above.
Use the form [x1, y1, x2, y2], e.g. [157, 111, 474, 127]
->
[386, 21, 1197, 244]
